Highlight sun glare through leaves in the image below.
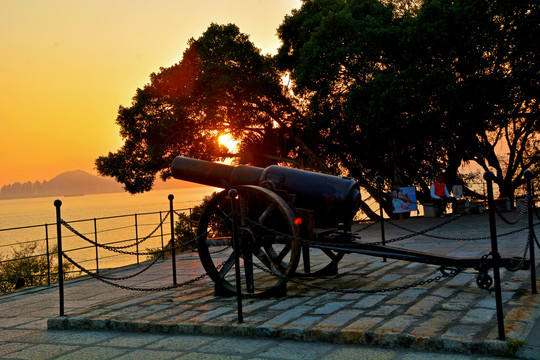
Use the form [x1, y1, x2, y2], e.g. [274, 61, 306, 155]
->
[218, 133, 239, 153]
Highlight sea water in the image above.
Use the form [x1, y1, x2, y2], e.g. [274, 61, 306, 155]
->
[0, 186, 219, 269]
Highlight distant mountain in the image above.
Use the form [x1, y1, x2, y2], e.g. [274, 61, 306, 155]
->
[0, 170, 202, 200]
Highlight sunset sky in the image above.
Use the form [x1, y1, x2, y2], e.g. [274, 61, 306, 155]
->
[0, 0, 302, 187]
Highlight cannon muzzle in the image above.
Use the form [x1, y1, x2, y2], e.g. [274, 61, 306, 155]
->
[171, 156, 264, 189]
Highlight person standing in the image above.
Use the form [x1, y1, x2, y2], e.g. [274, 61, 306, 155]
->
[431, 174, 451, 216]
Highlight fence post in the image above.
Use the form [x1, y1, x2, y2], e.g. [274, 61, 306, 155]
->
[45, 224, 51, 286]
[134, 214, 140, 265]
[169, 194, 177, 285]
[93, 218, 100, 274]
[484, 171, 505, 340]
[229, 189, 244, 323]
[377, 176, 387, 262]
[54, 200, 65, 317]
[525, 170, 537, 294]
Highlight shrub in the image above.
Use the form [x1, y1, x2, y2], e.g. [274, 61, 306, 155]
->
[146, 193, 219, 259]
[0, 241, 72, 293]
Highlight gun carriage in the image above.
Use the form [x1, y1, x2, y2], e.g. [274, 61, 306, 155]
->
[171, 156, 528, 298]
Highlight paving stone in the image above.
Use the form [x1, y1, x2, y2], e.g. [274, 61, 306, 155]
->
[265, 305, 316, 326]
[503, 305, 538, 322]
[320, 346, 395, 359]
[313, 301, 353, 315]
[317, 309, 363, 329]
[445, 273, 476, 287]
[353, 294, 388, 309]
[461, 308, 496, 324]
[112, 349, 183, 360]
[366, 305, 400, 317]
[431, 284, 464, 299]
[385, 288, 428, 305]
[0, 328, 42, 342]
[405, 296, 444, 316]
[3, 343, 79, 359]
[256, 340, 335, 359]
[147, 335, 215, 351]
[409, 316, 453, 337]
[441, 291, 479, 311]
[444, 324, 483, 340]
[3, 213, 539, 360]
[343, 316, 384, 332]
[198, 336, 275, 355]
[52, 331, 120, 345]
[476, 297, 498, 309]
[0, 342, 33, 357]
[338, 292, 364, 301]
[175, 352, 244, 360]
[376, 315, 417, 333]
[400, 351, 474, 359]
[304, 292, 340, 306]
[243, 299, 277, 312]
[501, 320, 530, 339]
[268, 297, 307, 310]
[186, 307, 233, 322]
[379, 273, 402, 282]
[288, 315, 323, 327]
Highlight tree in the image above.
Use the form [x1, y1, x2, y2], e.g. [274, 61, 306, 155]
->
[275, 0, 466, 215]
[451, 0, 540, 202]
[97, 24, 314, 194]
[276, 0, 539, 210]
[98, 1, 538, 218]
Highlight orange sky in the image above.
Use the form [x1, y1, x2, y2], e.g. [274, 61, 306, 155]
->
[0, 0, 302, 187]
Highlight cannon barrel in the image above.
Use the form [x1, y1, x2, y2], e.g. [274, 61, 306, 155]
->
[171, 156, 361, 226]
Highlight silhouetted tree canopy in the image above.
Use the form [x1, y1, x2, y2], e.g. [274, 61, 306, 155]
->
[97, 0, 538, 216]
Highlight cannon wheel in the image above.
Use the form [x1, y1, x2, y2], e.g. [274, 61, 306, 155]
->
[197, 185, 301, 298]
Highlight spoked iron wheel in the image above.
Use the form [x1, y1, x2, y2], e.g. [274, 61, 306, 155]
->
[197, 185, 301, 298]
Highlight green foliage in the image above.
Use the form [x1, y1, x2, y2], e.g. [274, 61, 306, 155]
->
[96, 23, 298, 193]
[0, 242, 73, 293]
[97, 1, 539, 218]
[506, 338, 526, 356]
[146, 193, 219, 259]
[173, 192, 229, 250]
[277, 0, 539, 207]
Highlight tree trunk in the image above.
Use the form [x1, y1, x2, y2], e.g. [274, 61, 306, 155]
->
[497, 180, 516, 209]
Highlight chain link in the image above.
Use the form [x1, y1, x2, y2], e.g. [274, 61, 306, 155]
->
[247, 256, 466, 294]
[240, 216, 489, 293]
[495, 195, 528, 225]
[56, 188, 539, 294]
[245, 214, 462, 249]
[83, 239, 175, 281]
[386, 219, 530, 241]
[502, 230, 531, 272]
[61, 212, 169, 252]
[61, 251, 223, 292]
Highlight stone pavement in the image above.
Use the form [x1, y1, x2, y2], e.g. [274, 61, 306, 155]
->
[1, 212, 539, 359]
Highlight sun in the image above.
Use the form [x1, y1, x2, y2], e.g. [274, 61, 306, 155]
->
[218, 133, 239, 152]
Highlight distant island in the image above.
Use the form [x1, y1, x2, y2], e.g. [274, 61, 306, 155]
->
[0, 170, 202, 200]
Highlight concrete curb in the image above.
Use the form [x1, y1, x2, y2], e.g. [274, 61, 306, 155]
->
[47, 316, 516, 358]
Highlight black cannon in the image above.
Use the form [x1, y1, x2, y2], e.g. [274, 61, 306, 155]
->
[172, 156, 361, 296]
[172, 156, 361, 229]
[171, 157, 529, 298]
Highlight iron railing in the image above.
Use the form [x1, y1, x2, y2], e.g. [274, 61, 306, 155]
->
[0, 202, 195, 290]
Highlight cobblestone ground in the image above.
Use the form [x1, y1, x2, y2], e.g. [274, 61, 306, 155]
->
[2, 212, 539, 359]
